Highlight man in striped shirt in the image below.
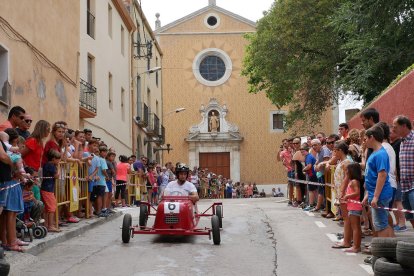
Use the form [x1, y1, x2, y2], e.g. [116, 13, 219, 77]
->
[392, 115, 414, 228]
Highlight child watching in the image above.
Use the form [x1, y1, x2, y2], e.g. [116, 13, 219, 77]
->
[21, 178, 44, 225]
[342, 163, 363, 253]
[41, 149, 61, 232]
[82, 139, 99, 217]
[94, 146, 109, 217]
[105, 151, 116, 211]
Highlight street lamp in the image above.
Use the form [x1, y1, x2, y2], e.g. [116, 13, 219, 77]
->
[138, 66, 161, 76]
[164, 107, 186, 117]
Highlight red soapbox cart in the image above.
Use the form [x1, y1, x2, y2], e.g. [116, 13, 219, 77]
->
[121, 196, 223, 245]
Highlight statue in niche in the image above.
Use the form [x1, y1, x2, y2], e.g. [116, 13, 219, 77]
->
[209, 110, 220, 132]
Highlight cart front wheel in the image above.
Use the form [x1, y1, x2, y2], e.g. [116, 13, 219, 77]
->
[122, 214, 132, 243]
[211, 215, 221, 245]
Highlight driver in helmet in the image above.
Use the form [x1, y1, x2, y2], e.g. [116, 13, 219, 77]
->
[164, 163, 199, 203]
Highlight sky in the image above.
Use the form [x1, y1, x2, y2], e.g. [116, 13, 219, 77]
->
[139, 0, 274, 29]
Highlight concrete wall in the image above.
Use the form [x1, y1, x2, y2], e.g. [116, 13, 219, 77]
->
[157, 6, 333, 184]
[79, 0, 133, 155]
[0, 0, 80, 127]
[348, 69, 414, 129]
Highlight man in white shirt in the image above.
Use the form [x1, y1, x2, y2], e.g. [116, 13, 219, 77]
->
[164, 163, 199, 203]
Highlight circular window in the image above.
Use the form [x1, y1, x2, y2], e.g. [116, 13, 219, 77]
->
[204, 13, 220, 29]
[199, 56, 226, 81]
[193, 48, 232, 87]
[207, 16, 217, 27]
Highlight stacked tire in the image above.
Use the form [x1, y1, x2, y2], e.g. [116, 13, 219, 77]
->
[0, 247, 10, 276]
[371, 237, 414, 275]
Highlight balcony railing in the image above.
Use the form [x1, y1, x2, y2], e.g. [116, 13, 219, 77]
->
[87, 10, 95, 38]
[79, 78, 97, 115]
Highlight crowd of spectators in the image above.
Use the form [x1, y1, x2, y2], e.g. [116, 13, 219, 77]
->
[278, 108, 414, 260]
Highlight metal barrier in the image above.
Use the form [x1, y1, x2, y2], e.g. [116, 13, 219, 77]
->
[54, 162, 89, 229]
[324, 165, 337, 214]
[126, 173, 147, 205]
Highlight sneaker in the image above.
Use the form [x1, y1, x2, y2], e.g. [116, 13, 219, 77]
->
[287, 201, 293, 206]
[98, 212, 109, 218]
[363, 256, 373, 264]
[292, 202, 299, 207]
[309, 208, 320, 213]
[303, 206, 312, 211]
[393, 225, 408, 232]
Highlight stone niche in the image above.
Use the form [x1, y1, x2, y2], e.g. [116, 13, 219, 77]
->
[186, 98, 243, 181]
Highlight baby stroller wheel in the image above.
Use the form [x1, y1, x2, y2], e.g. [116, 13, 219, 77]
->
[28, 228, 34, 242]
[20, 229, 25, 241]
[33, 227, 43, 239]
[40, 226, 48, 237]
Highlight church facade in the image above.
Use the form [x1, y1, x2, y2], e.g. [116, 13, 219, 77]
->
[155, 1, 333, 184]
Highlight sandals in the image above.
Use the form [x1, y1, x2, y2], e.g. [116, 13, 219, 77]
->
[332, 243, 351, 249]
[48, 227, 62, 233]
[66, 216, 80, 223]
[6, 242, 26, 252]
[16, 239, 30, 246]
[362, 229, 373, 236]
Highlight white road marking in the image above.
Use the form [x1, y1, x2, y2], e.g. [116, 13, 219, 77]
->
[304, 211, 315, 217]
[315, 221, 326, 228]
[326, 233, 338, 242]
[359, 264, 374, 275]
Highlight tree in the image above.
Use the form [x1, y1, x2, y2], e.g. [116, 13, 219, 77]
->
[331, 0, 414, 103]
[242, 0, 343, 132]
[243, 0, 414, 131]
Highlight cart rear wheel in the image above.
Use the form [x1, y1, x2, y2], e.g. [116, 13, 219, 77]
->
[139, 205, 148, 228]
[211, 215, 221, 245]
[122, 214, 132, 243]
[216, 205, 223, 228]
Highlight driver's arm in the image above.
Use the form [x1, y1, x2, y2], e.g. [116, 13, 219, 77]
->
[189, 191, 199, 203]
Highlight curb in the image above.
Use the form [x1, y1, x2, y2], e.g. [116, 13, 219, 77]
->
[5, 210, 123, 265]
[27, 211, 123, 256]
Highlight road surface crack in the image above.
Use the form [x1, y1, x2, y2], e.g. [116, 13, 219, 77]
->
[260, 209, 278, 276]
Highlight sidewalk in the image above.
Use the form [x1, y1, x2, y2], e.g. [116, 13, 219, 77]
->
[5, 208, 124, 272]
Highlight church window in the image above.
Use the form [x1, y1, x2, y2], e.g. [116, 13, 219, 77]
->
[199, 56, 226, 81]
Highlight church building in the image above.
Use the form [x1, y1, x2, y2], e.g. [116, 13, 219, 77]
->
[155, 0, 333, 184]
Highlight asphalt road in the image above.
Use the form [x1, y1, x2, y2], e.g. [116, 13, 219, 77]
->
[13, 198, 382, 276]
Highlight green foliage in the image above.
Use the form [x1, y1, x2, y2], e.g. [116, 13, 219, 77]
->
[243, 0, 414, 131]
[242, 0, 343, 132]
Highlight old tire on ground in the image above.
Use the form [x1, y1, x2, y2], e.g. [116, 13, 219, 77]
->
[374, 257, 414, 276]
[371, 238, 398, 259]
[371, 256, 379, 270]
[33, 227, 43, 239]
[396, 241, 414, 269]
[0, 259, 10, 275]
[371, 237, 414, 260]
[216, 205, 223, 228]
[139, 205, 148, 228]
[122, 214, 132, 243]
[211, 215, 220, 245]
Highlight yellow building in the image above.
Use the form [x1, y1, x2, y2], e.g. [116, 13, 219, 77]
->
[156, 1, 333, 184]
[0, 0, 80, 127]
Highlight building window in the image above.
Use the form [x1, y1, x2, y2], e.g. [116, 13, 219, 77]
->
[146, 143, 152, 161]
[0, 45, 10, 107]
[121, 26, 125, 56]
[155, 57, 159, 87]
[135, 20, 141, 57]
[108, 4, 112, 38]
[87, 54, 95, 85]
[204, 13, 220, 29]
[108, 72, 113, 109]
[121, 87, 125, 121]
[193, 48, 232, 87]
[137, 76, 141, 117]
[270, 111, 286, 132]
[136, 135, 142, 157]
[87, 0, 95, 39]
[199, 56, 225, 81]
